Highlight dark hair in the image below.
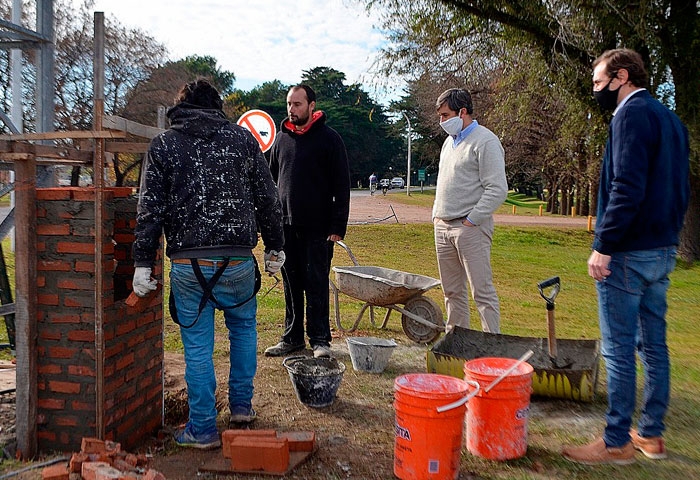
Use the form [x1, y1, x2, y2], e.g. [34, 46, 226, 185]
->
[176, 78, 223, 110]
[289, 84, 316, 104]
[435, 88, 473, 115]
[593, 49, 648, 88]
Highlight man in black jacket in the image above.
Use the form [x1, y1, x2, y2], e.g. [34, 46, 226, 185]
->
[133, 79, 284, 449]
[265, 84, 350, 359]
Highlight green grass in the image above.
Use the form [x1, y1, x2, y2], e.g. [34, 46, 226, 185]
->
[1, 224, 698, 479]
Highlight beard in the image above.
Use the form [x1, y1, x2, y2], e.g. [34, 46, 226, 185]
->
[289, 111, 310, 126]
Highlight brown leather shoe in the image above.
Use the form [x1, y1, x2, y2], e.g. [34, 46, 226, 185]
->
[630, 429, 667, 459]
[562, 437, 636, 465]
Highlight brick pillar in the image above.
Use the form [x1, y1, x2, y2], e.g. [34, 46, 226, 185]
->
[35, 187, 163, 452]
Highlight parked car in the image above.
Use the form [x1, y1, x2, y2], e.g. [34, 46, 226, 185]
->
[379, 178, 391, 188]
[390, 177, 405, 189]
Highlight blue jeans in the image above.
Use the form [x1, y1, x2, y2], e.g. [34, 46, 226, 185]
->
[597, 247, 676, 447]
[170, 259, 257, 433]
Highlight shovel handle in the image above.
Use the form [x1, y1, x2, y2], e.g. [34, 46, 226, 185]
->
[547, 309, 558, 358]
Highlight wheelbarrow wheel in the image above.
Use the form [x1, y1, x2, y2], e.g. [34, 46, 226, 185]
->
[401, 296, 443, 343]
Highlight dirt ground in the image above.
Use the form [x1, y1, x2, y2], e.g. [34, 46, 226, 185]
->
[0, 195, 598, 479]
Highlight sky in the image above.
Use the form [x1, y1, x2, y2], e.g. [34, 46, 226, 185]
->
[88, 0, 398, 103]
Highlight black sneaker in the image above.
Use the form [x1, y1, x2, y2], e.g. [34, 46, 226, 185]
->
[264, 341, 305, 357]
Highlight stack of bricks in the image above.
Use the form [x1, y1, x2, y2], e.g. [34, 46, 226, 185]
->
[36, 187, 163, 452]
[41, 437, 166, 479]
[222, 430, 315, 474]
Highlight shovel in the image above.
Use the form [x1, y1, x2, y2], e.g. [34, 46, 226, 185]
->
[537, 276, 571, 369]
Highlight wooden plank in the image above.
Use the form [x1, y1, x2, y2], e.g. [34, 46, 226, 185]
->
[0, 141, 93, 163]
[14, 153, 37, 459]
[105, 141, 150, 153]
[0, 130, 126, 141]
[102, 115, 165, 140]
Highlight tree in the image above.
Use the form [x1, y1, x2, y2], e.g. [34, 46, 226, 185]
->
[360, 0, 700, 261]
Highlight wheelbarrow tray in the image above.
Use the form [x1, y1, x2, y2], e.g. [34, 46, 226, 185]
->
[426, 326, 600, 402]
[332, 266, 440, 306]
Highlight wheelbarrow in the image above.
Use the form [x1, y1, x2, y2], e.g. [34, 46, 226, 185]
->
[426, 276, 601, 402]
[330, 241, 444, 343]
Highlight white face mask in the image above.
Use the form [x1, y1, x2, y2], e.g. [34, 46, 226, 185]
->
[439, 115, 463, 136]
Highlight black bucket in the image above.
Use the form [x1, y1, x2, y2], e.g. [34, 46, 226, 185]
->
[283, 356, 346, 408]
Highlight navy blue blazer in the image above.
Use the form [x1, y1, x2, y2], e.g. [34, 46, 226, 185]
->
[593, 89, 690, 255]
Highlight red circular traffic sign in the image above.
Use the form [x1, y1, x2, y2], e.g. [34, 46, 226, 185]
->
[237, 109, 277, 152]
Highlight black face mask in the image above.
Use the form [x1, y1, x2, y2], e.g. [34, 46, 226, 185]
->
[594, 77, 621, 111]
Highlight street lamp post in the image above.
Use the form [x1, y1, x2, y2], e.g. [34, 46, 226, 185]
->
[402, 112, 411, 196]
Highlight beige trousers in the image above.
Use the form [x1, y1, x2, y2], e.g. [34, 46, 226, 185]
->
[434, 217, 500, 333]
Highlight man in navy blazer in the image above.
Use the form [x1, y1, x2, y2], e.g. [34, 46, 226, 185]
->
[563, 49, 690, 465]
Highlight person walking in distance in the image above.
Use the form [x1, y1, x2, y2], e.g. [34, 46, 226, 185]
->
[264, 84, 350, 359]
[432, 88, 508, 334]
[562, 49, 690, 465]
[132, 79, 285, 449]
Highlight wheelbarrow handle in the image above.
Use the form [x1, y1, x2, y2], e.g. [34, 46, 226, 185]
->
[335, 240, 360, 266]
[538, 276, 560, 306]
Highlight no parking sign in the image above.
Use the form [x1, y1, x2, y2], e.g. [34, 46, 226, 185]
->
[237, 109, 276, 152]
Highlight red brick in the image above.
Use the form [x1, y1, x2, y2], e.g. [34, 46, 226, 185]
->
[64, 296, 94, 308]
[37, 206, 47, 217]
[55, 416, 79, 427]
[49, 380, 81, 394]
[47, 313, 82, 324]
[67, 329, 95, 342]
[57, 277, 96, 290]
[71, 189, 96, 201]
[41, 462, 70, 480]
[38, 398, 65, 409]
[116, 319, 137, 336]
[230, 437, 289, 474]
[39, 330, 62, 341]
[142, 469, 167, 480]
[36, 188, 71, 200]
[38, 259, 72, 271]
[278, 431, 316, 452]
[81, 438, 107, 454]
[68, 364, 95, 376]
[37, 224, 71, 236]
[75, 260, 96, 272]
[113, 233, 135, 244]
[38, 364, 62, 375]
[56, 241, 95, 255]
[71, 400, 94, 411]
[70, 452, 89, 473]
[47, 346, 77, 359]
[81, 461, 112, 480]
[222, 429, 276, 458]
[38, 294, 60, 306]
[36, 241, 46, 252]
[108, 187, 135, 198]
[37, 275, 46, 287]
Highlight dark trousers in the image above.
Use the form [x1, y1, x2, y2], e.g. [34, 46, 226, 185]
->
[280, 225, 334, 347]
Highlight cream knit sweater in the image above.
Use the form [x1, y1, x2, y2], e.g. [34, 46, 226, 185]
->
[432, 125, 508, 225]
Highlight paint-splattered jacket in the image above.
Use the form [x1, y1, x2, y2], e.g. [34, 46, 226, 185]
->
[133, 103, 284, 267]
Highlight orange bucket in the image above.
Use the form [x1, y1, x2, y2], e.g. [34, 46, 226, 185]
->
[464, 357, 534, 460]
[394, 373, 476, 480]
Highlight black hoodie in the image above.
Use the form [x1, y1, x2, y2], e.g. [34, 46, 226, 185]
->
[133, 103, 284, 267]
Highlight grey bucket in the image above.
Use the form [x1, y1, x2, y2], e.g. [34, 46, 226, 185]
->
[283, 356, 345, 408]
[346, 337, 397, 373]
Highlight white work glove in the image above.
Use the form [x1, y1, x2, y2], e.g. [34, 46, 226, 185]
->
[264, 250, 286, 275]
[132, 267, 158, 297]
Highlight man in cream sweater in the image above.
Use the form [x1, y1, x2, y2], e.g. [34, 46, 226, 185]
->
[432, 88, 508, 333]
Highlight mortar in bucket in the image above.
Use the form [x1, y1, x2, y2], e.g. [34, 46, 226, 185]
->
[346, 336, 397, 373]
[463, 355, 534, 460]
[283, 356, 345, 408]
[394, 374, 480, 480]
